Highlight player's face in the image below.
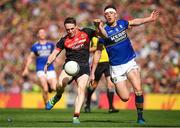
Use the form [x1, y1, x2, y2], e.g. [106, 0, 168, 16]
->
[38, 29, 47, 40]
[65, 23, 77, 38]
[104, 11, 117, 24]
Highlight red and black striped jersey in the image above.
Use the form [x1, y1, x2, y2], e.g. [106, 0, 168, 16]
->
[56, 28, 96, 66]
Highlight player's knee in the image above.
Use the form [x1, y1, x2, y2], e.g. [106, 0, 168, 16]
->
[51, 88, 56, 91]
[62, 77, 70, 87]
[121, 97, 129, 102]
[57, 81, 66, 88]
[49, 84, 56, 91]
[56, 84, 63, 89]
[78, 86, 86, 94]
[56, 82, 64, 91]
[120, 95, 129, 102]
[43, 89, 48, 94]
[56, 82, 61, 88]
[41, 85, 48, 92]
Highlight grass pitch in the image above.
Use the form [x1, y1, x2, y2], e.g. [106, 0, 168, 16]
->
[0, 108, 180, 127]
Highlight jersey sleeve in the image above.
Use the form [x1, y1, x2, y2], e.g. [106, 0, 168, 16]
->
[56, 37, 66, 50]
[82, 28, 96, 40]
[31, 44, 36, 53]
[118, 19, 129, 29]
[91, 37, 98, 47]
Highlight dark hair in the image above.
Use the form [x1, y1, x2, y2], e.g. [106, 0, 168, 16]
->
[104, 5, 116, 12]
[64, 17, 76, 25]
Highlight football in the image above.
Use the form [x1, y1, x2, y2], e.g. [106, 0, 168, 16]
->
[64, 61, 80, 76]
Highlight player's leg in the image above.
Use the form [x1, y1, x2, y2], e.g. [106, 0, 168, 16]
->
[84, 81, 98, 112]
[37, 71, 49, 105]
[85, 63, 102, 113]
[73, 74, 89, 124]
[46, 70, 57, 92]
[114, 80, 130, 102]
[104, 62, 119, 113]
[127, 68, 145, 124]
[110, 66, 130, 102]
[106, 76, 119, 113]
[46, 70, 73, 110]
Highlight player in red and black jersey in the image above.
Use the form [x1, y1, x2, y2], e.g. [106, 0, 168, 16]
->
[44, 17, 96, 124]
[56, 27, 95, 79]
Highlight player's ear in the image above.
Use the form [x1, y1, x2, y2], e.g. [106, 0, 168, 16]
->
[75, 25, 78, 29]
[115, 13, 118, 19]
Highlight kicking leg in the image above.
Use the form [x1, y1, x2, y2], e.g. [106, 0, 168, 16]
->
[46, 70, 72, 110]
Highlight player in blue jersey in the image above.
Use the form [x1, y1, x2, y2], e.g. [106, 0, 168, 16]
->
[91, 5, 159, 124]
[22, 28, 57, 105]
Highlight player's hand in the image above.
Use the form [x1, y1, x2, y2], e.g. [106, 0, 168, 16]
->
[150, 10, 159, 21]
[93, 19, 103, 28]
[90, 72, 95, 84]
[94, 19, 107, 38]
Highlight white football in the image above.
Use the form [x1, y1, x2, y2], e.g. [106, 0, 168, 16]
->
[64, 61, 80, 76]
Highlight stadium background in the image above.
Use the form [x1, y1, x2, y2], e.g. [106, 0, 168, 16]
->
[0, 0, 179, 110]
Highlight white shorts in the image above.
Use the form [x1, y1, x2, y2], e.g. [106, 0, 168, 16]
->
[110, 59, 139, 84]
[36, 70, 56, 79]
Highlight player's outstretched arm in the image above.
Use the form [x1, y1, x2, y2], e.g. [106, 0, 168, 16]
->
[93, 19, 108, 38]
[129, 10, 159, 26]
[22, 52, 35, 76]
[44, 49, 61, 73]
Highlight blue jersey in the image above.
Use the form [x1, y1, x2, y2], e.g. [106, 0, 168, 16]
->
[99, 19, 136, 66]
[31, 42, 55, 71]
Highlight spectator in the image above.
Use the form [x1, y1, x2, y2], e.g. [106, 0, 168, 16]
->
[0, 0, 179, 94]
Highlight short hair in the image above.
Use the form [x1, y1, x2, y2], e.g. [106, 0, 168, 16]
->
[104, 5, 116, 12]
[64, 17, 76, 26]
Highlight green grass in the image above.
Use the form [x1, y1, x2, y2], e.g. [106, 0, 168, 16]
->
[0, 109, 180, 127]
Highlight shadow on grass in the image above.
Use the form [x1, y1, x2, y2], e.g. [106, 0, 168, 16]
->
[37, 120, 72, 123]
[82, 111, 120, 114]
[37, 119, 131, 124]
[82, 120, 121, 123]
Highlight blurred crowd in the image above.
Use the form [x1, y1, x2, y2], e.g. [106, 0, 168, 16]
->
[0, 0, 179, 94]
